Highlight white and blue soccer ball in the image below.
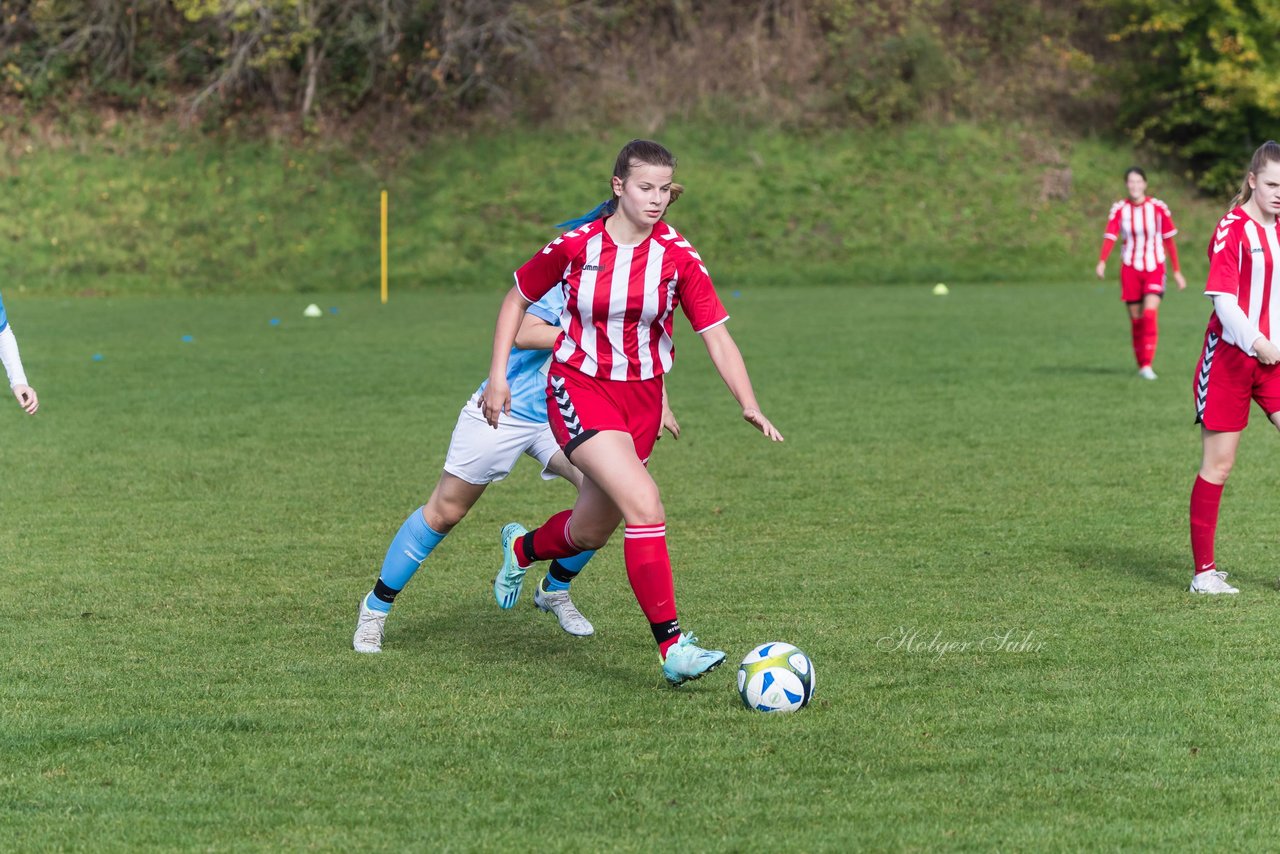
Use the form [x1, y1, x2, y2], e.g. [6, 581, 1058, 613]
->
[737, 642, 815, 713]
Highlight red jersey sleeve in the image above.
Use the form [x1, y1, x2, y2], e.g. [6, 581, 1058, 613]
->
[1155, 200, 1178, 238]
[1204, 215, 1242, 296]
[1099, 202, 1122, 261]
[1165, 233, 1181, 272]
[673, 243, 729, 333]
[514, 233, 577, 303]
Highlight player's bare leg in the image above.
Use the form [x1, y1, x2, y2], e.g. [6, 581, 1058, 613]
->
[564, 432, 650, 543]
[424, 472, 489, 532]
[1199, 428, 1240, 485]
[543, 449, 585, 490]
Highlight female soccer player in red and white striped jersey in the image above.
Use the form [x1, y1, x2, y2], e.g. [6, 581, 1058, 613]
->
[480, 139, 783, 685]
[1095, 167, 1188, 379]
[1187, 141, 1280, 595]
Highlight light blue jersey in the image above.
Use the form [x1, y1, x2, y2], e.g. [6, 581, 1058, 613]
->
[0, 290, 8, 332]
[476, 285, 566, 423]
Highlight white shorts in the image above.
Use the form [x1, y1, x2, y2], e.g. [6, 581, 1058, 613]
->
[442, 393, 562, 485]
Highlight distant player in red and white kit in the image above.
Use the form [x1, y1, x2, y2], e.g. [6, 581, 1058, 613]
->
[1187, 141, 1280, 595]
[480, 139, 783, 686]
[1095, 167, 1187, 379]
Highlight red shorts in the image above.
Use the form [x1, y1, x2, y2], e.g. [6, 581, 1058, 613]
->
[1194, 328, 1280, 431]
[1120, 264, 1165, 302]
[545, 362, 663, 462]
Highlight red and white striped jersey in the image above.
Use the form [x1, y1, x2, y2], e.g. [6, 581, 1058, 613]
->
[1205, 207, 1280, 342]
[514, 217, 729, 381]
[1102, 198, 1177, 271]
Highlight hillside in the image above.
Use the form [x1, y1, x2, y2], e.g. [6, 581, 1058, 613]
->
[0, 121, 1231, 297]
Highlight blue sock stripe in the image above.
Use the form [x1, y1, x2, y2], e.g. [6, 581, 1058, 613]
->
[556, 549, 594, 575]
[544, 549, 594, 592]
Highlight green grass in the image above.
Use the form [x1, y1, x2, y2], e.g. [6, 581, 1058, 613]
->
[0, 120, 1233, 297]
[4, 280, 1280, 850]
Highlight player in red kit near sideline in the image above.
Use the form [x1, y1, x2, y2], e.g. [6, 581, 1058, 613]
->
[480, 139, 784, 685]
[1095, 167, 1187, 380]
[1188, 141, 1280, 595]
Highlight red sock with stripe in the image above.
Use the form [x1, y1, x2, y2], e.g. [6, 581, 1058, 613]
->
[1190, 476, 1223, 574]
[1130, 314, 1144, 367]
[1139, 308, 1159, 368]
[624, 523, 681, 658]
[514, 509, 580, 567]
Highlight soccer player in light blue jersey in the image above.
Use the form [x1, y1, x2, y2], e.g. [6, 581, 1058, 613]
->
[353, 286, 679, 652]
[0, 292, 39, 415]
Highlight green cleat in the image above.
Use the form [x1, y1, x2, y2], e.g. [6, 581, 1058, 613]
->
[494, 522, 530, 609]
[661, 633, 726, 686]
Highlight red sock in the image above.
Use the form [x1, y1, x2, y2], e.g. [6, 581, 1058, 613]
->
[1190, 476, 1224, 574]
[1130, 315, 1144, 367]
[624, 524, 681, 656]
[515, 509, 580, 567]
[1139, 308, 1159, 368]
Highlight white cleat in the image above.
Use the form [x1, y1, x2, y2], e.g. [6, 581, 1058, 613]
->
[1189, 570, 1239, 595]
[353, 598, 388, 652]
[534, 582, 595, 637]
[1138, 366, 1158, 380]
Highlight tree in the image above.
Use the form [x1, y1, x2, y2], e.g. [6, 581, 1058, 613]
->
[1108, 0, 1280, 192]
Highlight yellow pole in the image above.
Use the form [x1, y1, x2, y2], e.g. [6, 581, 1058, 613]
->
[380, 189, 388, 304]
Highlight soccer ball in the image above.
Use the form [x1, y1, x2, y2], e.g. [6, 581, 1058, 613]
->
[737, 642, 815, 713]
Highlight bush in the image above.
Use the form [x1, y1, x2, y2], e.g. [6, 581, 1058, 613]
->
[0, 1, 1107, 134]
[1107, 0, 1280, 194]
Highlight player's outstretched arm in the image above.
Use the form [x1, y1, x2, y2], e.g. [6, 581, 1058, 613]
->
[514, 312, 560, 351]
[1098, 211, 1119, 278]
[698, 323, 783, 442]
[480, 287, 532, 428]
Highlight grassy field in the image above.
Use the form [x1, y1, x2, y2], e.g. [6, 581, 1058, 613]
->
[4, 280, 1280, 850]
[0, 120, 1235, 296]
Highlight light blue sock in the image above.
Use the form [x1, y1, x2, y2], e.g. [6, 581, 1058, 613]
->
[364, 507, 446, 613]
[542, 549, 595, 592]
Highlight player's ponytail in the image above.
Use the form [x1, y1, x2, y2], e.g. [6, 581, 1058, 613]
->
[556, 199, 616, 230]
[1230, 140, 1280, 210]
[556, 139, 684, 230]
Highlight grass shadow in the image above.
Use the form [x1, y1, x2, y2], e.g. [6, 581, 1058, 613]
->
[1060, 542, 1186, 588]
[375, 596, 649, 688]
[1032, 365, 1135, 377]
